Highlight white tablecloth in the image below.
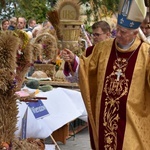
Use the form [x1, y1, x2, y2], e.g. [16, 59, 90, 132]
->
[15, 87, 87, 139]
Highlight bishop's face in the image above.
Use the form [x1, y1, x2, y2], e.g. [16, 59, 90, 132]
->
[115, 25, 138, 46]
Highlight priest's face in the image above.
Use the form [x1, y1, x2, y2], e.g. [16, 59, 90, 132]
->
[91, 27, 110, 44]
[115, 25, 138, 46]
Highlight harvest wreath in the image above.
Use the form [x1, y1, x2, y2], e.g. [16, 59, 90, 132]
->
[0, 30, 45, 149]
[15, 30, 32, 90]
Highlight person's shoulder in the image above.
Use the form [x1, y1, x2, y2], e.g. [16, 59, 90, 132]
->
[103, 38, 114, 43]
[141, 39, 150, 47]
[96, 38, 114, 47]
[90, 39, 114, 57]
[142, 43, 150, 55]
[140, 39, 150, 56]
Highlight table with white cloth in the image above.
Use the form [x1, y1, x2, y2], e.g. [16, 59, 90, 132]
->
[15, 87, 87, 142]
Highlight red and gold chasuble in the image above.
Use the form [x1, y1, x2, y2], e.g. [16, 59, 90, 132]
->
[79, 37, 150, 150]
[99, 40, 142, 149]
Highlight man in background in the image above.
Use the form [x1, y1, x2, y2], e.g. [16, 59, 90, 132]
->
[17, 17, 32, 39]
[17, 17, 26, 30]
[8, 17, 17, 30]
[86, 21, 111, 57]
[26, 18, 36, 32]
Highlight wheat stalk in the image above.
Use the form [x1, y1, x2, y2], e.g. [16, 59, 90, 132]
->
[47, 10, 63, 40]
[47, 9, 74, 76]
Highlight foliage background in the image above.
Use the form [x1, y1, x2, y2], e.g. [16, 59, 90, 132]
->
[0, 0, 119, 24]
[0, 0, 57, 23]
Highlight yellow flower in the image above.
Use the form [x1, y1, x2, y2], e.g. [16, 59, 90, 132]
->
[56, 56, 62, 67]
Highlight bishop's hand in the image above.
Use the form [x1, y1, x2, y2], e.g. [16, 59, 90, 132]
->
[61, 49, 75, 64]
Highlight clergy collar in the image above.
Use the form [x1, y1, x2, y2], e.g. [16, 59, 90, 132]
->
[117, 39, 135, 50]
[115, 37, 142, 53]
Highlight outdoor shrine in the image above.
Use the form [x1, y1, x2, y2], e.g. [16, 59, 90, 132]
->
[56, 0, 83, 56]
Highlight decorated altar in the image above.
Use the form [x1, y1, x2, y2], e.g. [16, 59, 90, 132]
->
[0, 1, 86, 149]
[15, 87, 87, 139]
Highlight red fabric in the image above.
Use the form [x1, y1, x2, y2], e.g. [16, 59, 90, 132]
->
[86, 45, 95, 57]
[64, 59, 78, 76]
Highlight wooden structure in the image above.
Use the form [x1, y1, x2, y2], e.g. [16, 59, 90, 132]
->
[56, 0, 83, 56]
[52, 119, 87, 144]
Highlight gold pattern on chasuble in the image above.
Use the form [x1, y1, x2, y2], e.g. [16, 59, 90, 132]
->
[103, 58, 129, 149]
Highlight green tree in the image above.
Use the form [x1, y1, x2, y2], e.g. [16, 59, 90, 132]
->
[79, 0, 119, 21]
[0, 0, 119, 23]
[0, 0, 58, 23]
[15, 0, 49, 23]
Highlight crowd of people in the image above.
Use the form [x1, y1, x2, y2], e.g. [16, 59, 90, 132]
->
[0, 17, 56, 40]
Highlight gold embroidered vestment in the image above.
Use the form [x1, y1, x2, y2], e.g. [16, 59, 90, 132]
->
[79, 37, 150, 150]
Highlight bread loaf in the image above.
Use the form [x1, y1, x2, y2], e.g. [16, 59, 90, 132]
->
[32, 71, 48, 78]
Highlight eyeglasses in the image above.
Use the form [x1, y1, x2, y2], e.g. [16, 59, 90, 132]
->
[91, 33, 104, 37]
